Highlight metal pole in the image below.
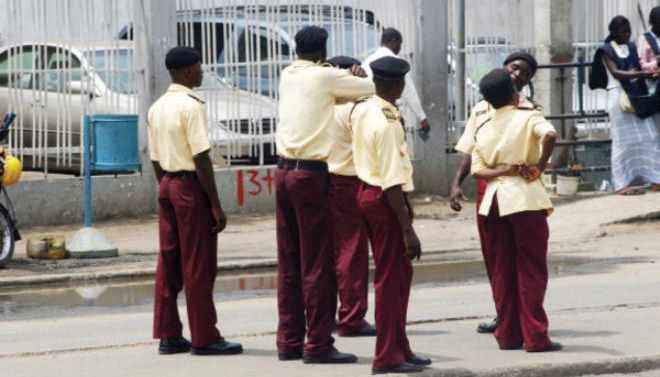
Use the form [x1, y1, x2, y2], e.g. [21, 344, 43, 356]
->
[418, 0, 449, 194]
[577, 57, 585, 116]
[456, 0, 466, 121]
[84, 115, 92, 227]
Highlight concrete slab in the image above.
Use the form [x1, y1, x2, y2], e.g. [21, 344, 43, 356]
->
[65, 227, 118, 258]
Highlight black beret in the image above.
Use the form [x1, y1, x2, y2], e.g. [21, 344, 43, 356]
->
[295, 26, 329, 54]
[327, 55, 361, 69]
[165, 47, 202, 70]
[503, 52, 538, 74]
[370, 56, 410, 79]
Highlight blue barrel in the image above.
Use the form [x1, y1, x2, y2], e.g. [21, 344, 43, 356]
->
[86, 114, 140, 173]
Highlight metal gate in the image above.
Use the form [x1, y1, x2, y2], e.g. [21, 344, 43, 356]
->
[0, 0, 424, 177]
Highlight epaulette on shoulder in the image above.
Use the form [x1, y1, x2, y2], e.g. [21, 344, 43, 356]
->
[475, 109, 489, 117]
[187, 94, 205, 104]
[381, 107, 398, 121]
[354, 96, 371, 104]
[349, 96, 372, 119]
[516, 105, 535, 111]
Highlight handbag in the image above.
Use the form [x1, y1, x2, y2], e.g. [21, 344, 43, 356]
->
[627, 92, 659, 119]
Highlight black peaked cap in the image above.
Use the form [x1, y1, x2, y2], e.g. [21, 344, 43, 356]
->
[370, 56, 410, 79]
[327, 55, 362, 69]
[165, 47, 202, 70]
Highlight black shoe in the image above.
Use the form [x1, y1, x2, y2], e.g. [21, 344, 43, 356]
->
[340, 322, 377, 337]
[477, 317, 498, 333]
[302, 349, 358, 364]
[158, 337, 192, 354]
[278, 351, 303, 361]
[372, 362, 424, 374]
[191, 339, 243, 356]
[406, 355, 432, 366]
[528, 341, 563, 353]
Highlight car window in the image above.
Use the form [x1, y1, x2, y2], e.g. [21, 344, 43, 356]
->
[0, 46, 36, 89]
[237, 26, 291, 63]
[44, 47, 82, 92]
[177, 21, 232, 62]
[89, 48, 136, 94]
[325, 22, 378, 59]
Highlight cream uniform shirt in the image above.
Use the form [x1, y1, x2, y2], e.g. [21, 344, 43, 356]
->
[352, 96, 414, 192]
[276, 60, 375, 162]
[455, 97, 538, 155]
[328, 102, 358, 176]
[147, 84, 211, 172]
[471, 106, 556, 217]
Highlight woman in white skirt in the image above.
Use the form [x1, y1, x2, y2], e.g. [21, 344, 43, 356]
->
[594, 15, 660, 195]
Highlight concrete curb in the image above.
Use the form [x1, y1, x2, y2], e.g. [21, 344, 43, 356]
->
[0, 258, 279, 288]
[421, 355, 660, 377]
[0, 248, 484, 288]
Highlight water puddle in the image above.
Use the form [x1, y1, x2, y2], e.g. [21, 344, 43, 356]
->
[0, 255, 641, 320]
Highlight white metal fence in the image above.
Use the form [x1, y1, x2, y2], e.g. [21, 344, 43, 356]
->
[447, 0, 660, 147]
[0, 0, 423, 176]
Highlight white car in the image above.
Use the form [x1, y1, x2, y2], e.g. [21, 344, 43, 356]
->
[0, 40, 276, 171]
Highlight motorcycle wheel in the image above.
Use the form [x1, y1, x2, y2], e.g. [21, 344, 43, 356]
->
[0, 204, 15, 268]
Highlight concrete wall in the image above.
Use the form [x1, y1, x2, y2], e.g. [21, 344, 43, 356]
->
[10, 166, 276, 228]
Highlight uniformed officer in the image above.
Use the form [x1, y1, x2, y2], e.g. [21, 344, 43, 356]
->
[275, 27, 374, 364]
[472, 68, 560, 352]
[448, 51, 540, 334]
[148, 47, 242, 356]
[326, 55, 377, 338]
[352, 56, 431, 374]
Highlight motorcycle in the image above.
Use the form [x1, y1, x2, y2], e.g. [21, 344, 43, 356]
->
[0, 112, 21, 268]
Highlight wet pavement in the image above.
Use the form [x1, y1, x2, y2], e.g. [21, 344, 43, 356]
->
[0, 254, 648, 322]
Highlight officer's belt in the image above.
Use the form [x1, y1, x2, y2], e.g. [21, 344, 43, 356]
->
[277, 158, 328, 172]
[165, 171, 195, 178]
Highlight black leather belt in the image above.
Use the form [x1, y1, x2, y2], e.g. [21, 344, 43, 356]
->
[165, 171, 195, 177]
[277, 158, 328, 172]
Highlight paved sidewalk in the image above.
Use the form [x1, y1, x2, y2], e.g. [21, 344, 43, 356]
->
[1, 191, 659, 286]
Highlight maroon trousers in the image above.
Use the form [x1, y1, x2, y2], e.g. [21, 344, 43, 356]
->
[329, 174, 369, 335]
[481, 197, 551, 351]
[275, 166, 337, 357]
[153, 173, 222, 348]
[475, 179, 491, 282]
[358, 186, 413, 370]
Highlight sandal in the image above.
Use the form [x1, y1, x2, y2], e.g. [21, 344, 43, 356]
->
[616, 187, 646, 196]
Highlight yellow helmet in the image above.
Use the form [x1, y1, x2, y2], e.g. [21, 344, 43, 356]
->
[3, 155, 22, 186]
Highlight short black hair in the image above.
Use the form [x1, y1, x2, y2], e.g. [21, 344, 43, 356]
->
[295, 26, 329, 54]
[479, 68, 516, 109]
[651, 6, 660, 25]
[381, 27, 402, 45]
